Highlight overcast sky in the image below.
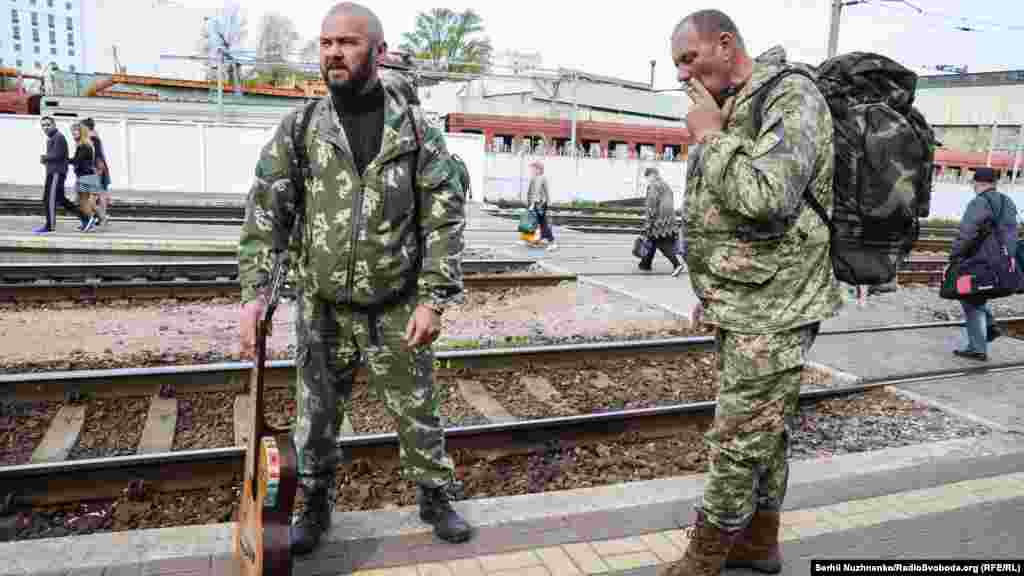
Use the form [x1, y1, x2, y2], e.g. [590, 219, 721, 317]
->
[178, 0, 1024, 89]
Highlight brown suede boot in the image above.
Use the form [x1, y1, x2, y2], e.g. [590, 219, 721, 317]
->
[658, 511, 738, 576]
[725, 510, 782, 574]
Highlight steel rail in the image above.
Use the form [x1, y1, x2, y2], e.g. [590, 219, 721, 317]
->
[5, 359, 1024, 506]
[0, 259, 537, 283]
[0, 274, 575, 303]
[6, 316, 1024, 400]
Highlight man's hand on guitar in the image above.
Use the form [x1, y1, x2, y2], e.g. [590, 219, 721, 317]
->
[240, 297, 269, 360]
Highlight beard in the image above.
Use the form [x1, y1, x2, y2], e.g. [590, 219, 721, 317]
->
[321, 48, 376, 100]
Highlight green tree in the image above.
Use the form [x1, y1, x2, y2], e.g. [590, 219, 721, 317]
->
[398, 8, 492, 74]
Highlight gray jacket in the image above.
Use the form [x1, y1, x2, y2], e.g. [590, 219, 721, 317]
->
[527, 175, 549, 207]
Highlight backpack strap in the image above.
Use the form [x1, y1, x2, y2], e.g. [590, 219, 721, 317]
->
[751, 68, 834, 234]
[283, 99, 318, 251]
[405, 105, 426, 278]
[978, 190, 1008, 253]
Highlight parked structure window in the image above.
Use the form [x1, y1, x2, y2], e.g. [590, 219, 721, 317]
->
[16, 59, 22, 68]
[67, 48, 74, 56]
[11, 8, 18, 23]
[32, 28, 39, 42]
[66, 32, 73, 46]
[30, 11, 37, 26]
[47, 0, 53, 7]
[12, 25, 19, 40]
[33, 44, 38, 53]
[49, 29, 54, 43]
[49, 46, 55, 55]
[66, 2, 71, 9]
[68, 64, 74, 71]
[65, 16, 71, 30]
[47, 13, 53, 28]
[29, 0, 36, 5]
[14, 43, 20, 52]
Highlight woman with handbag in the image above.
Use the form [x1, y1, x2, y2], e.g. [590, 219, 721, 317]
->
[70, 122, 99, 232]
[638, 167, 685, 277]
[946, 168, 1020, 361]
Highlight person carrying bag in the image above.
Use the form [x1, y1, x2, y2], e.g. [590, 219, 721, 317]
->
[940, 167, 1024, 361]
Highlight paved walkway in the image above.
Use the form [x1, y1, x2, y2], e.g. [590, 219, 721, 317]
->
[349, 473, 1024, 575]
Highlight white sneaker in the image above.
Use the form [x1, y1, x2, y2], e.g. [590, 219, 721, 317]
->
[546, 242, 558, 251]
[672, 264, 686, 277]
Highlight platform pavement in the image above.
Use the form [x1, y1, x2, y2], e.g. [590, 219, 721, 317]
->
[3, 432, 1022, 575]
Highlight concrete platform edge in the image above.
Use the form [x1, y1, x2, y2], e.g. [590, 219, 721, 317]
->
[3, 432, 1023, 575]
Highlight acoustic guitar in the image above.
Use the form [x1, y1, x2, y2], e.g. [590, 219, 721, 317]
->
[234, 264, 298, 575]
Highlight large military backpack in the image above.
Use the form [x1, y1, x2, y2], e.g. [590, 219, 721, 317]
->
[753, 52, 937, 286]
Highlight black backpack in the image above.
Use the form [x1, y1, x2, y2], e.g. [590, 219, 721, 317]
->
[752, 52, 937, 286]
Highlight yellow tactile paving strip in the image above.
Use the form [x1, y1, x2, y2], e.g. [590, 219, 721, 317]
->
[353, 472, 1024, 575]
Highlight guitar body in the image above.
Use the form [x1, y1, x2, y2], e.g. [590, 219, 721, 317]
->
[235, 431, 297, 575]
[234, 317, 299, 575]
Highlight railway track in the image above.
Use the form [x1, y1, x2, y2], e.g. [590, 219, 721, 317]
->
[0, 259, 573, 303]
[3, 319, 1024, 508]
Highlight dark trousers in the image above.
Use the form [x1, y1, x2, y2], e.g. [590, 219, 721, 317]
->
[43, 171, 85, 230]
[536, 209, 554, 241]
[639, 236, 680, 270]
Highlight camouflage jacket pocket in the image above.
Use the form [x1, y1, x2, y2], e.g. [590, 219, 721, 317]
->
[705, 241, 780, 286]
[381, 155, 417, 223]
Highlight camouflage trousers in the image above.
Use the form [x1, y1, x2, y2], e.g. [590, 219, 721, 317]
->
[699, 323, 820, 531]
[292, 293, 455, 492]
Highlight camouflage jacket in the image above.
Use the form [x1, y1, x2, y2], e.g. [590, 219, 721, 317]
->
[645, 176, 679, 239]
[685, 54, 842, 333]
[238, 78, 466, 313]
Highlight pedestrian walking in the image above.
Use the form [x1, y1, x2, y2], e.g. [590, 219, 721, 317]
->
[69, 122, 99, 232]
[35, 116, 88, 234]
[238, 1, 472, 556]
[948, 167, 1018, 361]
[660, 10, 842, 576]
[639, 167, 686, 276]
[81, 118, 112, 227]
[526, 161, 557, 250]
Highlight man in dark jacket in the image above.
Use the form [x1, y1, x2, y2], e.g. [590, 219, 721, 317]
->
[36, 116, 87, 234]
[950, 167, 1018, 361]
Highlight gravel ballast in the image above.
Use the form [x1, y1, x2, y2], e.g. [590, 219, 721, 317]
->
[9, 388, 991, 541]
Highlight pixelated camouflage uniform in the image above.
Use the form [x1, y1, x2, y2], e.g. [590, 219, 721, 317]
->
[684, 47, 842, 531]
[238, 73, 466, 493]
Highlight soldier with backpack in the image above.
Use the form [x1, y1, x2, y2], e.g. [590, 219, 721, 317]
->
[664, 9, 936, 576]
[238, 1, 472, 556]
[661, 10, 842, 576]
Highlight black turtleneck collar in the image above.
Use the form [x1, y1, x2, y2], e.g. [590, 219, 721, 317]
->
[331, 79, 386, 175]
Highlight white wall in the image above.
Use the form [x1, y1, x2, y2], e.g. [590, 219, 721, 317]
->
[443, 132, 485, 203]
[1, 114, 489, 197]
[483, 153, 687, 206]
[1, 114, 683, 204]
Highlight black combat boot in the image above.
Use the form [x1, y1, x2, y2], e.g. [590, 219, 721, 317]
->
[290, 478, 334, 556]
[418, 484, 473, 543]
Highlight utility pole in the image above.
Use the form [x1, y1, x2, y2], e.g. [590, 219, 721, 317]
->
[827, 0, 843, 59]
[570, 71, 579, 159]
[1012, 125, 1023, 186]
[649, 60, 656, 89]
